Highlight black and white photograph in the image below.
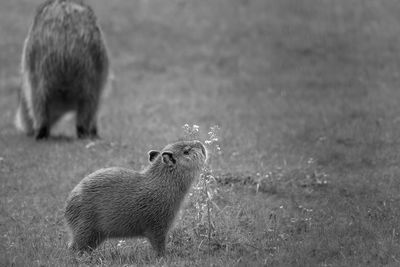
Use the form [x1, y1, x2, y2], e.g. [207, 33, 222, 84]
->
[1, 0, 400, 266]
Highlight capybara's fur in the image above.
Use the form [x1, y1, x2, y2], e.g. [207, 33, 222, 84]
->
[65, 140, 207, 256]
[15, 0, 109, 139]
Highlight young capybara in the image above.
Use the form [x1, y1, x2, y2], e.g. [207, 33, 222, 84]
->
[65, 140, 207, 256]
[15, 0, 109, 139]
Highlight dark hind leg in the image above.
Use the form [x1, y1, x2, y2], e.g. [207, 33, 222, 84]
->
[36, 126, 50, 140]
[76, 97, 100, 139]
[32, 90, 50, 140]
[147, 229, 167, 257]
[69, 229, 105, 253]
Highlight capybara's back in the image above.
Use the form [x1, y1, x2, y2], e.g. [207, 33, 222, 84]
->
[15, 0, 109, 139]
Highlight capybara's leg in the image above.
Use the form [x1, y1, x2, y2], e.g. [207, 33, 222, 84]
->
[147, 230, 167, 257]
[86, 231, 105, 251]
[76, 98, 99, 139]
[35, 126, 50, 140]
[32, 90, 50, 140]
[69, 229, 104, 252]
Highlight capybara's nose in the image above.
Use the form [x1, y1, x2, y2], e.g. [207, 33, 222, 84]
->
[193, 140, 207, 158]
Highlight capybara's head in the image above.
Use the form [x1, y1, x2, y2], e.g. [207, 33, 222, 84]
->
[148, 140, 207, 172]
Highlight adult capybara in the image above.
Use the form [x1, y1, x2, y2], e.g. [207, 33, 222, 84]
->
[15, 0, 109, 139]
[65, 140, 207, 256]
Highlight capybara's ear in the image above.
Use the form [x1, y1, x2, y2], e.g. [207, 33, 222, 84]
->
[148, 150, 160, 162]
[162, 151, 176, 166]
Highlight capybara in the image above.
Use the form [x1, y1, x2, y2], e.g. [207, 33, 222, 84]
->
[15, 0, 109, 139]
[65, 140, 207, 256]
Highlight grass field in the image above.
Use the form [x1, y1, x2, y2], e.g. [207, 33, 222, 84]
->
[2, 0, 400, 266]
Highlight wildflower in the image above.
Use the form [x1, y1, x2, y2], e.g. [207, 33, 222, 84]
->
[117, 240, 126, 247]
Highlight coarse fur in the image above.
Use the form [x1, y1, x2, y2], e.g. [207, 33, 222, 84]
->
[15, 0, 109, 139]
[64, 140, 207, 256]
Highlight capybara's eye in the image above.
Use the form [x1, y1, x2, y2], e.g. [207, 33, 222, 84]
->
[183, 150, 189, 155]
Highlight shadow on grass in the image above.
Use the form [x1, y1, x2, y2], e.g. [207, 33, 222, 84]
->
[36, 135, 76, 143]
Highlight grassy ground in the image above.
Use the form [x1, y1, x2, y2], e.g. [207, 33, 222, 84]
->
[2, 0, 400, 266]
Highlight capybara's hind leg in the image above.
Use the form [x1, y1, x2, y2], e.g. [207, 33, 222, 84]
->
[35, 125, 50, 140]
[32, 93, 50, 140]
[76, 99, 99, 139]
[147, 231, 167, 257]
[69, 229, 104, 253]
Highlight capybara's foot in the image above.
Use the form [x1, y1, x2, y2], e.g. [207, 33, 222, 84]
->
[77, 126, 99, 139]
[35, 126, 49, 140]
